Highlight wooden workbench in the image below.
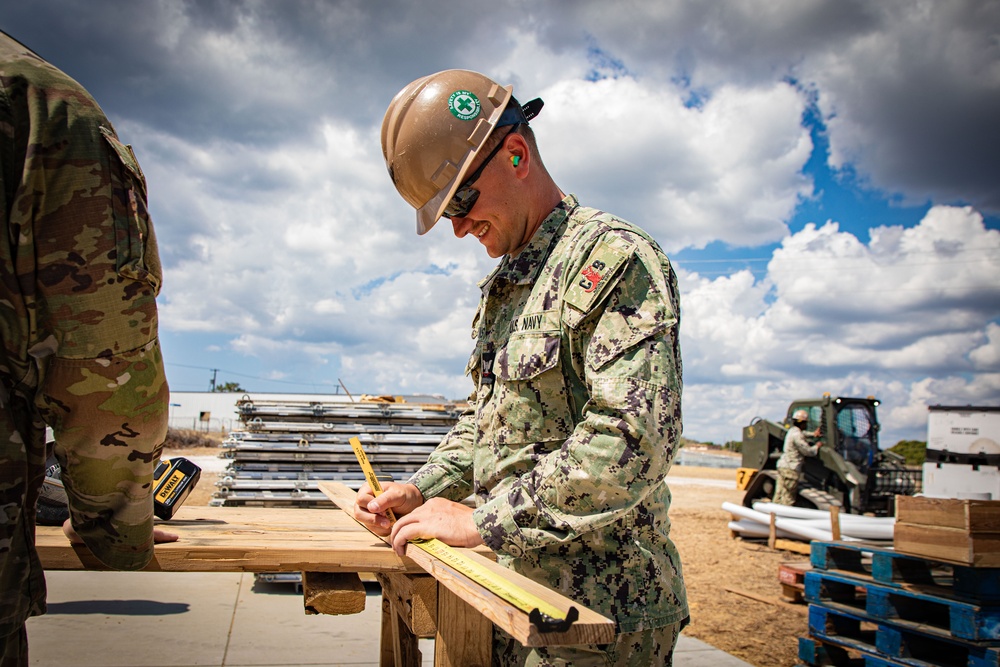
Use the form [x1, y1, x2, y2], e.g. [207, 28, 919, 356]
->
[36, 504, 614, 666]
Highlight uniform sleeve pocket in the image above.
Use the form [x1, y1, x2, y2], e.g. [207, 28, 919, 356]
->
[100, 126, 162, 293]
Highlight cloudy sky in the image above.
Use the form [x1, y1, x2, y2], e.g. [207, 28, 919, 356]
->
[4, 0, 998, 445]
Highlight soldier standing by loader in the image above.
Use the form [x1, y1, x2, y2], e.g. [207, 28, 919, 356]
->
[774, 409, 823, 505]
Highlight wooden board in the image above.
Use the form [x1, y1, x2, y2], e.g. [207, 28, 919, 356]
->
[893, 496, 1000, 567]
[303, 571, 366, 615]
[895, 495, 1000, 532]
[36, 506, 427, 574]
[318, 481, 616, 648]
[893, 523, 1000, 567]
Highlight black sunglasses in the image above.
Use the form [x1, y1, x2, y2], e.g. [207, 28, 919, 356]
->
[442, 124, 521, 220]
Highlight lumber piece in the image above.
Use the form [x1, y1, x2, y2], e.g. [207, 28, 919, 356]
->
[35, 506, 424, 574]
[894, 496, 1000, 566]
[318, 481, 616, 648]
[377, 572, 437, 637]
[773, 538, 812, 555]
[895, 495, 1000, 532]
[724, 586, 809, 614]
[303, 571, 366, 615]
[381, 594, 422, 667]
[893, 523, 1000, 567]
[830, 506, 841, 541]
[435, 585, 492, 667]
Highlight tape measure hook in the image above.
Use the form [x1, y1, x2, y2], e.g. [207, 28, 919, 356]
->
[529, 606, 579, 633]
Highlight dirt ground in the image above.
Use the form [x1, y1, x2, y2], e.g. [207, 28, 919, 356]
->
[170, 441, 806, 667]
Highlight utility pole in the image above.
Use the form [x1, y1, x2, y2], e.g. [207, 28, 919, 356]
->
[209, 368, 218, 392]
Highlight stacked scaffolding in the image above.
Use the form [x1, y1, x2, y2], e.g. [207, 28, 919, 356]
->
[211, 396, 465, 508]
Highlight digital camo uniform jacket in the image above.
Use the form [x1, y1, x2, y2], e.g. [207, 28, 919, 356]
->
[0, 33, 168, 637]
[410, 194, 688, 633]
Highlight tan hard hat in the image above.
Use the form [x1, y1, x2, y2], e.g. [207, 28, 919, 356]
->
[792, 409, 809, 422]
[381, 70, 513, 235]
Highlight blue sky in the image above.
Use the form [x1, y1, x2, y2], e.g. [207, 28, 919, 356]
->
[3, 0, 998, 445]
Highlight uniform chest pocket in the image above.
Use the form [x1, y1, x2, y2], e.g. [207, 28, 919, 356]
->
[491, 333, 574, 445]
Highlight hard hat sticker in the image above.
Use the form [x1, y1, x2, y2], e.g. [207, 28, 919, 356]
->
[448, 90, 481, 120]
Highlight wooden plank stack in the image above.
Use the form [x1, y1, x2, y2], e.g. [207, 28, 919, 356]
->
[796, 540, 1000, 667]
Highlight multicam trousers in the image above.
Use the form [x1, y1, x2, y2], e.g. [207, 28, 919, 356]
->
[773, 468, 801, 506]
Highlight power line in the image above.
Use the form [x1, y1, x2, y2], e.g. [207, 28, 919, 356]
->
[164, 362, 336, 390]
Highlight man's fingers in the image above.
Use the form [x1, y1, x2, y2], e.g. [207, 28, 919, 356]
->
[153, 528, 179, 544]
[390, 520, 424, 556]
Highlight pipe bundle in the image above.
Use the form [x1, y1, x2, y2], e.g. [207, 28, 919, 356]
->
[723, 501, 895, 543]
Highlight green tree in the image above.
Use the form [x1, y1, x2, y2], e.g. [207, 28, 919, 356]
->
[888, 440, 926, 466]
[212, 381, 245, 393]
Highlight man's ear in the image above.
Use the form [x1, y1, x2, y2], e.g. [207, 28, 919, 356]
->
[506, 132, 529, 172]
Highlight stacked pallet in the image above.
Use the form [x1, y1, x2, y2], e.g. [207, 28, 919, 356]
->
[797, 540, 1000, 667]
[211, 396, 465, 508]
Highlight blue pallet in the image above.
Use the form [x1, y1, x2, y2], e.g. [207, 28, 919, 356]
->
[811, 541, 1000, 604]
[799, 636, 874, 666]
[805, 570, 1000, 643]
[799, 636, 914, 667]
[810, 605, 1000, 667]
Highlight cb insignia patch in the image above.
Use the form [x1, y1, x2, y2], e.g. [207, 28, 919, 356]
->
[564, 236, 635, 314]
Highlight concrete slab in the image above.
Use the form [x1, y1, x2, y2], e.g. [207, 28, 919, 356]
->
[27, 571, 750, 666]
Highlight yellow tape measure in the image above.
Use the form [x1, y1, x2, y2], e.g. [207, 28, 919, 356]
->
[348, 436, 578, 633]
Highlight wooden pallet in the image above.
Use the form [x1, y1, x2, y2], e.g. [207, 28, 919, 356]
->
[809, 605, 1000, 667]
[799, 636, 910, 667]
[805, 569, 1000, 643]
[811, 541, 1000, 604]
[781, 560, 812, 603]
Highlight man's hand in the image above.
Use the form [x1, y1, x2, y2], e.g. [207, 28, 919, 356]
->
[388, 497, 485, 557]
[62, 518, 178, 544]
[354, 481, 425, 535]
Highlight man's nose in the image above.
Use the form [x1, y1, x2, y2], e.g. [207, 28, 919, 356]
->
[451, 217, 473, 238]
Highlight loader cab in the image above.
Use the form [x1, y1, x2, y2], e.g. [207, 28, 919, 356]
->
[833, 400, 879, 473]
[787, 397, 880, 476]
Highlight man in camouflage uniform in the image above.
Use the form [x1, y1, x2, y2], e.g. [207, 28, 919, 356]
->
[0, 31, 170, 664]
[774, 410, 823, 506]
[358, 70, 688, 665]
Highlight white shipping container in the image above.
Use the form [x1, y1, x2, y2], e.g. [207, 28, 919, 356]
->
[921, 461, 999, 500]
[927, 406, 1000, 456]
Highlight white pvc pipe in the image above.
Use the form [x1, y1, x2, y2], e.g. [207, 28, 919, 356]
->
[749, 501, 895, 540]
[722, 501, 841, 542]
[727, 519, 797, 539]
[752, 502, 893, 523]
[790, 518, 894, 541]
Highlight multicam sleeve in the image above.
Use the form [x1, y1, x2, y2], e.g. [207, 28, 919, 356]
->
[20, 109, 168, 570]
[474, 235, 682, 555]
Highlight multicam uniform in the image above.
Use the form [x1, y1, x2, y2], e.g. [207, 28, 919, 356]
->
[773, 425, 821, 506]
[0, 32, 168, 662]
[409, 195, 688, 665]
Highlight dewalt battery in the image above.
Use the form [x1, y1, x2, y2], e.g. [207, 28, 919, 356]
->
[153, 457, 202, 520]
